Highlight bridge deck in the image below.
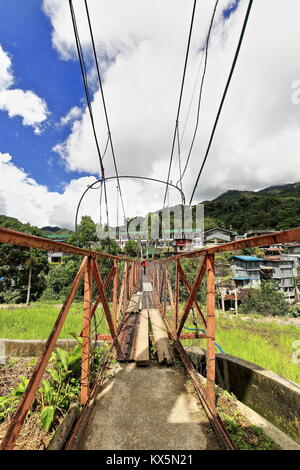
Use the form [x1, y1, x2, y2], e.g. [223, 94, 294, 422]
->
[69, 362, 221, 450]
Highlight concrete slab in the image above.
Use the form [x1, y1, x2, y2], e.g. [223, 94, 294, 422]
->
[75, 363, 220, 450]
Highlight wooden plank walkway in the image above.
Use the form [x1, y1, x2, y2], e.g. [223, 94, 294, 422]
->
[149, 309, 173, 365]
[135, 309, 149, 366]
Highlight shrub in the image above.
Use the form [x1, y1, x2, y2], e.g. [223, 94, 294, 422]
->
[240, 281, 289, 316]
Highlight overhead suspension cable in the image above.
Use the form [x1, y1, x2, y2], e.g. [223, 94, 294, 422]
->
[163, 0, 197, 208]
[69, 0, 110, 229]
[189, 0, 254, 205]
[177, 0, 219, 188]
[84, 0, 127, 224]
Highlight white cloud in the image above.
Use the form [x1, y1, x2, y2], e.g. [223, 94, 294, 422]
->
[0, 46, 14, 91]
[59, 105, 82, 126]
[0, 152, 12, 163]
[0, 45, 49, 133]
[0, 151, 99, 228]
[41, 0, 300, 214]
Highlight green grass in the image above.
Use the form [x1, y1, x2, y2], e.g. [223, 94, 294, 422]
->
[180, 309, 300, 385]
[0, 302, 110, 340]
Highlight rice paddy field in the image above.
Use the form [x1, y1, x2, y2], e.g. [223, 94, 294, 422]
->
[0, 302, 299, 384]
[0, 302, 110, 340]
[183, 311, 300, 385]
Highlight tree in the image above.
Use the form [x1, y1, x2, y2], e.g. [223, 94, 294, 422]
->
[0, 221, 49, 303]
[241, 247, 264, 257]
[68, 216, 97, 248]
[124, 240, 139, 257]
[240, 281, 289, 316]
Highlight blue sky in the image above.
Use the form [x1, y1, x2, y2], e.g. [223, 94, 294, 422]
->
[0, 0, 299, 229]
[0, 0, 241, 195]
[0, 0, 96, 192]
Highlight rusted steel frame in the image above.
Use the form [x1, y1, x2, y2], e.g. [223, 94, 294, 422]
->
[159, 266, 166, 303]
[92, 260, 123, 359]
[113, 260, 118, 330]
[65, 311, 131, 450]
[156, 302, 235, 451]
[156, 265, 160, 294]
[80, 257, 93, 404]
[158, 227, 300, 262]
[165, 267, 174, 310]
[206, 254, 216, 413]
[124, 263, 133, 310]
[0, 256, 88, 451]
[176, 256, 207, 338]
[175, 259, 179, 331]
[117, 267, 126, 322]
[162, 269, 167, 314]
[150, 287, 234, 449]
[167, 328, 235, 449]
[94, 334, 113, 341]
[94, 332, 207, 341]
[79, 264, 115, 338]
[177, 332, 207, 340]
[177, 260, 207, 329]
[0, 226, 130, 261]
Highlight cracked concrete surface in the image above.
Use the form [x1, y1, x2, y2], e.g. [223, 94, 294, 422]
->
[75, 363, 220, 450]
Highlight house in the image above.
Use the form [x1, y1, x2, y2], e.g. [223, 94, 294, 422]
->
[229, 255, 262, 288]
[163, 228, 203, 252]
[261, 256, 297, 302]
[203, 227, 233, 246]
[263, 247, 284, 256]
[47, 251, 63, 264]
[46, 233, 72, 264]
[244, 229, 274, 239]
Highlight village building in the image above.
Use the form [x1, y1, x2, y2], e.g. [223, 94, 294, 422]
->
[203, 227, 233, 246]
[229, 255, 262, 288]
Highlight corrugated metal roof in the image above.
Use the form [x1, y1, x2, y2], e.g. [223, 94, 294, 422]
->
[231, 256, 262, 262]
[231, 276, 251, 280]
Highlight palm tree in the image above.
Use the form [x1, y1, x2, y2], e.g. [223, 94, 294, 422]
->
[24, 250, 38, 305]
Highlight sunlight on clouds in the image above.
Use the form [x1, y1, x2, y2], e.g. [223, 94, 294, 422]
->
[43, 0, 300, 210]
[0, 45, 49, 133]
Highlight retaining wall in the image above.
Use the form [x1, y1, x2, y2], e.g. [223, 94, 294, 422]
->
[185, 346, 300, 443]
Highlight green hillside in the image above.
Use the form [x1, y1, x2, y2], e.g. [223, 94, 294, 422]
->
[203, 182, 300, 233]
[1, 181, 300, 236]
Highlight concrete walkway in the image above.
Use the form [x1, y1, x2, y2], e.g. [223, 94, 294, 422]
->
[74, 363, 220, 450]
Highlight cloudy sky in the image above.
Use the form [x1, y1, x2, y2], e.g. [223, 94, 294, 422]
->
[0, 0, 300, 230]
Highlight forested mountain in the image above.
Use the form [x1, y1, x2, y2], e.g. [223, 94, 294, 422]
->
[202, 182, 300, 233]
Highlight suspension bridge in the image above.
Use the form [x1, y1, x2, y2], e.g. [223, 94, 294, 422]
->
[0, 225, 299, 450]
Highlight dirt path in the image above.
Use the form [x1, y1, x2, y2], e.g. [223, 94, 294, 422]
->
[218, 313, 300, 327]
[74, 363, 220, 450]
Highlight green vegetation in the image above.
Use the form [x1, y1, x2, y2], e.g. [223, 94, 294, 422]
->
[0, 342, 110, 432]
[182, 311, 300, 384]
[240, 281, 289, 316]
[203, 182, 300, 233]
[0, 215, 49, 304]
[216, 315, 300, 384]
[0, 303, 110, 339]
[124, 240, 139, 257]
[216, 390, 280, 450]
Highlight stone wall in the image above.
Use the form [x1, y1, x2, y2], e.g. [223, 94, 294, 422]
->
[185, 346, 300, 443]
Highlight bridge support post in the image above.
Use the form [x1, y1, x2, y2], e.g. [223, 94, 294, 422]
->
[80, 256, 93, 405]
[175, 259, 179, 331]
[206, 254, 216, 414]
[113, 259, 118, 329]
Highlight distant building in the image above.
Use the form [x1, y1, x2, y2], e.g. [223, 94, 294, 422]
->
[261, 256, 296, 302]
[47, 251, 63, 264]
[244, 229, 274, 238]
[115, 227, 203, 254]
[46, 233, 72, 264]
[203, 227, 233, 246]
[229, 255, 262, 288]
